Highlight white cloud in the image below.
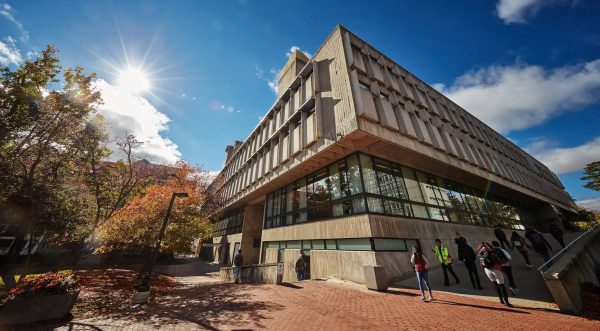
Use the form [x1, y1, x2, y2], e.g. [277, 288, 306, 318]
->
[525, 137, 600, 174]
[0, 35, 22, 66]
[436, 59, 600, 134]
[495, 0, 575, 24]
[93, 79, 181, 164]
[577, 198, 600, 211]
[286, 46, 312, 59]
[256, 46, 312, 95]
[0, 3, 29, 41]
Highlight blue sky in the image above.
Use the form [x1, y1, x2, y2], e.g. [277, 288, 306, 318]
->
[1, 0, 599, 210]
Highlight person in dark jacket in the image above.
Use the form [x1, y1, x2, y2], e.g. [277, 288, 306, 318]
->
[454, 232, 483, 290]
[511, 231, 533, 269]
[295, 254, 306, 281]
[233, 249, 244, 284]
[494, 227, 512, 250]
[525, 228, 553, 265]
[548, 222, 566, 248]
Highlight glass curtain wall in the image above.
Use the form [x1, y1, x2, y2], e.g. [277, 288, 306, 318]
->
[264, 153, 528, 230]
[213, 209, 244, 236]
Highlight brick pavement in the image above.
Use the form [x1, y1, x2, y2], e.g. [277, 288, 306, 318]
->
[24, 277, 600, 331]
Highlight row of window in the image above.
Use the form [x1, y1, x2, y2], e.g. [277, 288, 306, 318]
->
[265, 153, 531, 230]
[219, 73, 314, 197]
[212, 210, 244, 236]
[350, 41, 568, 204]
[261, 237, 419, 263]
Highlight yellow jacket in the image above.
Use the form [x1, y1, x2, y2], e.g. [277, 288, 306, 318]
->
[433, 245, 452, 265]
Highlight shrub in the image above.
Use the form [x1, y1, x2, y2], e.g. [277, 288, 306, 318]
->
[5, 272, 79, 301]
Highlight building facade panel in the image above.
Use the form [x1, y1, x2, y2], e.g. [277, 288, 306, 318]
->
[204, 25, 576, 284]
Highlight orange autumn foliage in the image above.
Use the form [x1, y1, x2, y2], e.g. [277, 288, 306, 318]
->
[95, 163, 213, 254]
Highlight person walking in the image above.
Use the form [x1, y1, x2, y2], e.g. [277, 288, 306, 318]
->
[477, 242, 514, 307]
[525, 228, 553, 265]
[455, 233, 483, 290]
[494, 227, 512, 250]
[233, 249, 244, 284]
[548, 222, 566, 248]
[511, 231, 533, 269]
[433, 239, 460, 286]
[295, 254, 306, 281]
[411, 245, 434, 302]
[492, 241, 519, 295]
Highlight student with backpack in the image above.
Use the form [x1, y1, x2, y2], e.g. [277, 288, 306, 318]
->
[525, 228, 553, 265]
[477, 242, 514, 307]
[511, 231, 533, 269]
[411, 245, 433, 302]
[454, 232, 483, 290]
[492, 241, 519, 295]
[233, 249, 244, 284]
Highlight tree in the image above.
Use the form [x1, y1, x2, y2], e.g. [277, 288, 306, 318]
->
[95, 163, 214, 255]
[581, 161, 600, 191]
[0, 45, 102, 288]
[79, 129, 152, 238]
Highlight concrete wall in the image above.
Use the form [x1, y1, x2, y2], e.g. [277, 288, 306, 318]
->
[543, 227, 600, 314]
[311, 250, 377, 284]
[283, 249, 301, 283]
[220, 264, 279, 284]
[212, 233, 242, 265]
[240, 204, 264, 264]
[262, 214, 372, 242]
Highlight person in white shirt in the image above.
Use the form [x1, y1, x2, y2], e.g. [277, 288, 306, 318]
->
[492, 241, 519, 295]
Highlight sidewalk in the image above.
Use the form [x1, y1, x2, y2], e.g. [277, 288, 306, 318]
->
[394, 231, 582, 310]
[26, 257, 598, 331]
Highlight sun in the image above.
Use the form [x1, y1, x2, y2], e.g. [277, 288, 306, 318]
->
[118, 67, 150, 93]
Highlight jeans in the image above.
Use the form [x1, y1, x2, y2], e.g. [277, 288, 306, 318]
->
[416, 271, 432, 296]
[501, 266, 517, 288]
[441, 263, 460, 285]
[464, 260, 481, 288]
[234, 266, 242, 283]
[297, 271, 305, 281]
[484, 268, 505, 284]
[517, 250, 531, 265]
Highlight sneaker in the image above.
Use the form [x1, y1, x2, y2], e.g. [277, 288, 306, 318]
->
[499, 299, 506, 305]
[510, 287, 517, 296]
[420, 296, 426, 301]
[526, 264, 533, 270]
[505, 302, 514, 308]
[428, 297, 434, 302]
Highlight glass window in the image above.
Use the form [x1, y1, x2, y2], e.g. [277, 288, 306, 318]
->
[411, 204, 429, 219]
[307, 168, 331, 207]
[312, 240, 325, 249]
[287, 241, 301, 249]
[346, 155, 364, 195]
[325, 239, 337, 250]
[360, 154, 378, 194]
[302, 240, 312, 250]
[402, 167, 424, 203]
[337, 238, 372, 251]
[328, 161, 345, 200]
[373, 238, 407, 251]
[405, 239, 419, 250]
[367, 196, 384, 213]
[353, 197, 366, 213]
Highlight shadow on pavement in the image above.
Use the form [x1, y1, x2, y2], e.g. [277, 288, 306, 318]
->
[432, 299, 530, 314]
[385, 289, 420, 297]
[280, 282, 303, 289]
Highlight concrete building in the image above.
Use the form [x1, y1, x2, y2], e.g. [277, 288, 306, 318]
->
[201, 25, 577, 284]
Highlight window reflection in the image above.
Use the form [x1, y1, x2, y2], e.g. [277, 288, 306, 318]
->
[263, 153, 528, 230]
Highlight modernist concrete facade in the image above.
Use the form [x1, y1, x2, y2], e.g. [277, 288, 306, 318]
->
[201, 26, 577, 284]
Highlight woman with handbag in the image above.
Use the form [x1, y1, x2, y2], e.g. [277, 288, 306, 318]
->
[411, 245, 434, 302]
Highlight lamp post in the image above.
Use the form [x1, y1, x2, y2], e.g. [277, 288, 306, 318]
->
[138, 192, 188, 292]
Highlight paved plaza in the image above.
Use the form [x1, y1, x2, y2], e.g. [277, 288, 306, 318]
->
[17, 260, 598, 331]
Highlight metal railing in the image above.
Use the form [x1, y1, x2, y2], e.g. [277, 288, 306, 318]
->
[538, 223, 599, 274]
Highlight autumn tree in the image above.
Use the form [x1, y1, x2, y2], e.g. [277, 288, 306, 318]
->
[0, 46, 102, 288]
[581, 161, 600, 192]
[78, 128, 153, 238]
[95, 163, 214, 256]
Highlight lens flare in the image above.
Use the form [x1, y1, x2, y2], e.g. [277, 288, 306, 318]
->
[118, 68, 150, 93]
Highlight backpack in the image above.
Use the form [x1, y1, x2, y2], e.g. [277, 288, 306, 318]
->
[234, 254, 243, 266]
[495, 249, 509, 265]
[482, 250, 501, 268]
[414, 254, 429, 272]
